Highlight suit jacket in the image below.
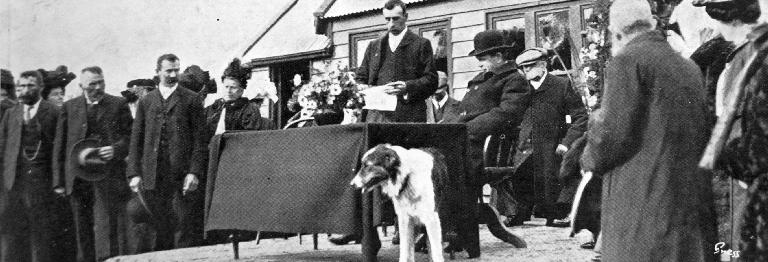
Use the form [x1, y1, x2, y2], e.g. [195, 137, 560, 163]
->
[355, 30, 438, 122]
[52, 94, 133, 194]
[443, 62, 531, 141]
[127, 86, 206, 190]
[0, 100, 59, 191]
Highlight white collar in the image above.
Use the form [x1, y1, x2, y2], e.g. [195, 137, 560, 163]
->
[23, 99, 42, 119]
[159, 83, 178, 100]
[388, 26, 408, 52]
[530, 73, 548, 90]
[432, 93, 448, 108]
[84, 95, 100, 105]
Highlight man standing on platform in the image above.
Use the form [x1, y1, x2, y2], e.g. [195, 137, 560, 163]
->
[331, 0, 438, 248]
[496, 49, 587, 227]
[354, 0, 438, 123]
[0, 70, 60, 262]
[429, 71, 458, 123]
[53, 66, 133, 262]
[127, 54, 206, 250]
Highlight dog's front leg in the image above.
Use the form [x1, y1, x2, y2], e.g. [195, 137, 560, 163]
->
[424, 212, 444, 262]
[397, 215, 415, 262]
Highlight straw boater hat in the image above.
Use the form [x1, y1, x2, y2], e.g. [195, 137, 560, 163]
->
[468, 30, 519, 57]
[69, 138, 107, 181]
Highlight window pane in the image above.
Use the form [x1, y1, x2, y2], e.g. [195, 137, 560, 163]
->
[495, 17, 525, 31]
[356, 38, 375, 68]
[536, 10, 572, 70]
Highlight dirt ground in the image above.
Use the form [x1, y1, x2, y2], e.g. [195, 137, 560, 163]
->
[107, 218, 597, 262]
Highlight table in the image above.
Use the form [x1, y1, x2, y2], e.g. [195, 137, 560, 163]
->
[204, 123, 479, 261]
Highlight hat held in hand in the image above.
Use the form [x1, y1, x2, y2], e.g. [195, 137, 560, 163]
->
[70, 138, 107, 181]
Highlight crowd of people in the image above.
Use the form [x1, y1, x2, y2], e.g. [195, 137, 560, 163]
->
[1, 0, 768, 261]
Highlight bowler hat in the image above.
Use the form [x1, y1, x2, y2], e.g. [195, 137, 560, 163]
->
[469, 30, 518, 57]
[69, 138, 107, 182]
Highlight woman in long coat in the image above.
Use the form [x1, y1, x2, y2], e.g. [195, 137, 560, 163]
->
[580, 2, 716, 261]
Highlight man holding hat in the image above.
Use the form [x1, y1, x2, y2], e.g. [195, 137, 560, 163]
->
[52, 66, 133, 262]
[441, 29, 531, 257]
[581, 0, 716, 260]
[495, 48, 587, 227]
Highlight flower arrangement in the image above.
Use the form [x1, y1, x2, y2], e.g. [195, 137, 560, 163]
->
[576, 1, 611, 112]
[287, 61, 365, 124]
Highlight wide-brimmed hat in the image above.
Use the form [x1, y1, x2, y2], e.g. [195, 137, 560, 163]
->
[468, 30, 518, 57]
[69, 138, 107, 181]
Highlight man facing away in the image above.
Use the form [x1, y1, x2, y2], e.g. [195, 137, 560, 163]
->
[126, 54, 207, 250]
[581, 0, 716, 261]
[52, 66, 133, 261]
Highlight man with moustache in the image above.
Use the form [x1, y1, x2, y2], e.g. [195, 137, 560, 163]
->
[127, 54, 206, 250]
[53, 66, 133, 261]
[354, 0, 438, 123]
[0, 70, 60, 262]
[581, 0, 716, 260]
[497, 49, 587, 227]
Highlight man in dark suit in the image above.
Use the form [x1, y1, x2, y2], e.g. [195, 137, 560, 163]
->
[442, 29, 532, 257]
[354, 0, 438, 123]
[429, 71, 458, 123]
[127, 54, 206, 250]
[52, 66, 133, 261]
[497, 48, 587, 227]
[0, 70, 60, 262]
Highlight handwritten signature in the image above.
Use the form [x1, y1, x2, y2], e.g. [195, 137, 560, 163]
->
[714, 242, 740, 258]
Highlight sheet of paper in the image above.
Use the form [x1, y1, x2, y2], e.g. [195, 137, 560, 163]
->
[360, 85, 397, 111]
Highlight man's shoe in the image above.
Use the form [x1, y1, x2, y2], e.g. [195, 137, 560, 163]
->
[581, 241, 596, 249]
[503, 216, 524, 227]
[546, 217, 571, 228]
[329, 234, 360, 245]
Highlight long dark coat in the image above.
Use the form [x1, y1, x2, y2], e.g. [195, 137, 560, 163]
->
[203, 98, 275, 138]
[581, 31, 716, 262]
[443, 62, 531, 184]
[355, 30, 438, 122]
[127, 87, 206, 190]
[510, 73, 587, 218]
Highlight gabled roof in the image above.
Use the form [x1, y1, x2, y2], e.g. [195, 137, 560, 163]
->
[242, 0, 332, 67]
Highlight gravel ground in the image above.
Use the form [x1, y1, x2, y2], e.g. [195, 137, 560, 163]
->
[107, 218, 597, 262]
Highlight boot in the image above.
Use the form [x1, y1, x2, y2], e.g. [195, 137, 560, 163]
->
[329, 234, 360, 245]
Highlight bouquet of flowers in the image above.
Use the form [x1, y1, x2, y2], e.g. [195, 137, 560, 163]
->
[287, 62, 365, 124]
[576, 8, 611, 112]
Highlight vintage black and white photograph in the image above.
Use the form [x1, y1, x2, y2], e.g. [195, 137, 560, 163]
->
[0, 0, 765, 261]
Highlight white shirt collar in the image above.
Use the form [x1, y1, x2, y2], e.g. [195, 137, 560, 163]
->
[431, 93, 448, 109]
[159, 83, 178, 100]
[84, 94, 100, 105]
[23, 99, 42, 120]
[530, 73, 548, 90]
[388, 26, 408, 52]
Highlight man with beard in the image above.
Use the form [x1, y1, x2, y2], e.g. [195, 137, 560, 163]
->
[0, 70, 60, 262]
[122, 79, 156, 119]
[127, 54, 206, 250]
[53, 66, 133, 261]
[581, 0, 716, 261]
[496, 49, 587, 227]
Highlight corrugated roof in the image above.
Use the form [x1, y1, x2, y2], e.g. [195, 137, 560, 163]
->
[242, 0, 331, 65]
[322, 0, 433, 19]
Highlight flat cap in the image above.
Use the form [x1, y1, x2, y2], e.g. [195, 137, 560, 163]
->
[515, 48, 548, 66]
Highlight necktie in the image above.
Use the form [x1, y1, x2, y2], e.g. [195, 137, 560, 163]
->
[24, 106, 32, 124]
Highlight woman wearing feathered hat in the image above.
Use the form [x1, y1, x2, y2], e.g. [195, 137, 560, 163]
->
[204, 58, 275, 139]
[38, 65, 77, 107]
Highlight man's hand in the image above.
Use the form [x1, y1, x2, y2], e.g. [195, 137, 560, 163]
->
[384, 81, 406, 95]
[129, 177, 142, 193]
[98, 146, 115, 161]
[556, 144, 568, 155]
[183, 174, 199, 195]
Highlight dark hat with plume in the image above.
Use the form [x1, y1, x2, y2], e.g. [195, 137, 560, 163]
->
[221, 58, 251, 89]
[38, 65, 77, 99]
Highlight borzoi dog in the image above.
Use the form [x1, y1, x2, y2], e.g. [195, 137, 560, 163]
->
[351, 144, 448, 262]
